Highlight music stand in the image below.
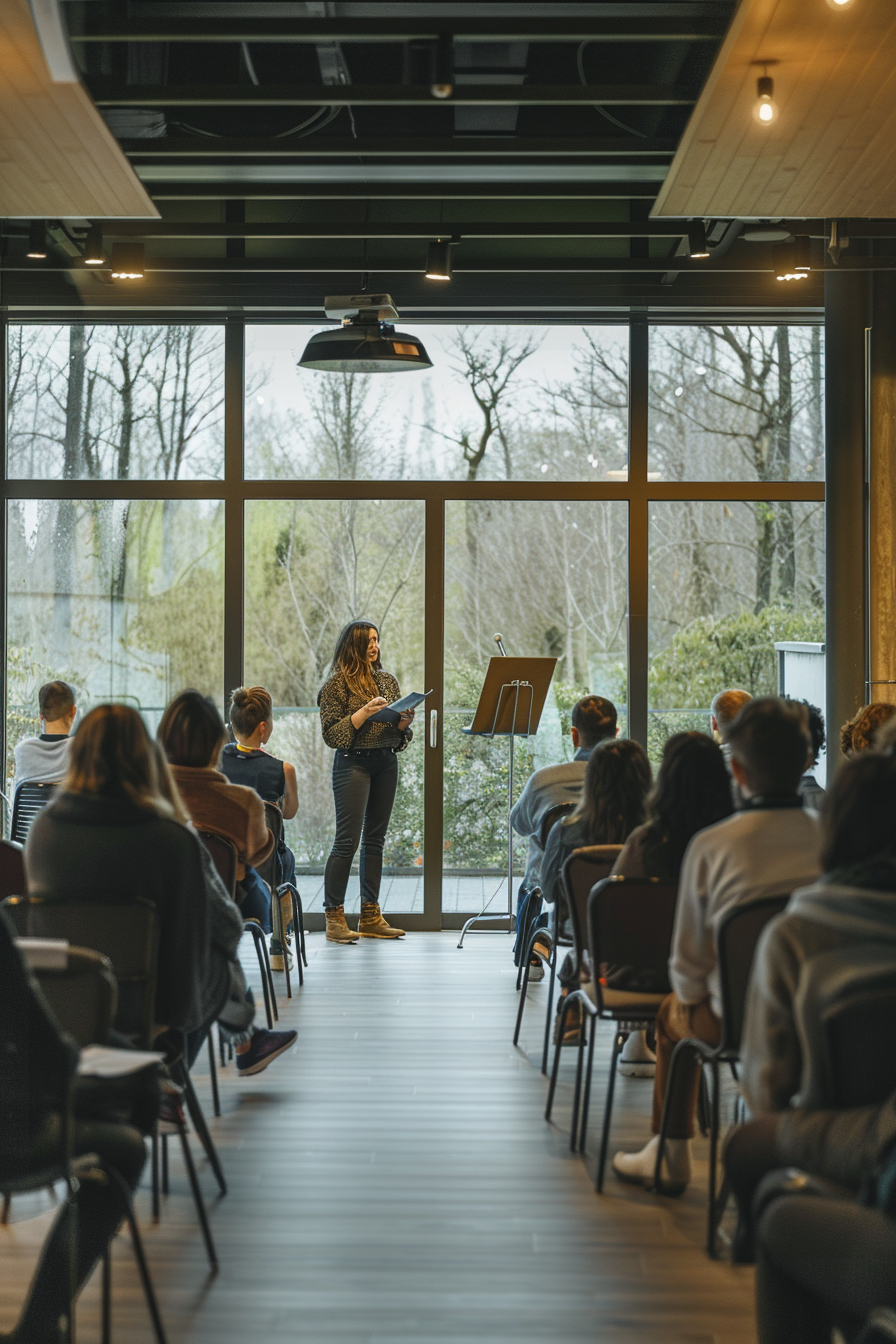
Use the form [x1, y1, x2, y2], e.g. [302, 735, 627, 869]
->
[457, 656, 557, 948]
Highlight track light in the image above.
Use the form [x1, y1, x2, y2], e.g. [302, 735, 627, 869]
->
[773, 244, 808, 282]
[431, 33, 453, 98]
[687, 221, 710, 259]
[793, 234, 811, 273]
[82, 224, 105, 266]
[425, 239, 452, 281]
[26, 222, 48, 259]
[754, 73, 778, 125]
[110, 242, 144, 280]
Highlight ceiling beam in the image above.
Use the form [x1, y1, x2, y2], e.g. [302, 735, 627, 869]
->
[68, 15, 731, 44]
[2, 255, 812, 274]
[68, 222, 695, 240]
[93, 83, 697, 108]
[121, 136, 676, 158]
[140, 180, 661, 201]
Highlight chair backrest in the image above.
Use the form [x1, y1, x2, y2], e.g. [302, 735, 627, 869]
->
[253, 802, 283, 888]
[0, 839, 25, 901]
[716, 893, 791, 1052]
[32, 947, 118, 1049]
[587, 876, 679, 1006]
[198, 829, 238, 898]
[560, 845, 624, 968]
[10, 780, 58, 846]
[540, 801, 576, 851]
[3, 895, 160, 1048]
[822, 981, 896, 1109]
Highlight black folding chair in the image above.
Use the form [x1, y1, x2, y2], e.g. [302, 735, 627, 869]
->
[0, 837, 25, 900]
[514, 801, 576, 992]
[255, 800, 307, 996]
[3, 894, 223, 1272]
[1, 932, 168, 1343]
[654, 892, 790, 1256]
[10, 779, 58, 844]
[198, 828, 278, 1029]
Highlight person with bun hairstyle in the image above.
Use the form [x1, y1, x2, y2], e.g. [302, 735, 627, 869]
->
[318, 620, 415, 944]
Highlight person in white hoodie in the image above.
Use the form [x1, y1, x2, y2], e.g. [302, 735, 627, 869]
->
[613, 697, 823, 1192]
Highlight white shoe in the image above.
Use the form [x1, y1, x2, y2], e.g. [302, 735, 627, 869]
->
[527, 960, 545, 983]
[612, 1134, 692, 1194]
[618, 1029, 656, 1078]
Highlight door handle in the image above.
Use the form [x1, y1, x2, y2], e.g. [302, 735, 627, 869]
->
[429, 708, 438, 748]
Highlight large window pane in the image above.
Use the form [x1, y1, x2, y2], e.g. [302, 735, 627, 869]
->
[7, 325, 225, 480]
[245, 325, 628, 482]
[244, 498, 425, 913]
[5, 498, 224, 788]
[649, 325, 824, 481]
[443, 499, 628, 910]
[647, 499, 825, 764]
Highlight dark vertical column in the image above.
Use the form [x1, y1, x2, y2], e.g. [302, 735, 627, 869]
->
[423, 491, 445, 930]
[0, 314, 7, 813]
[223, 318, 245, 714]
[627, 320, 649, 747]
[825, 271, 869, 777]
[868, 272, 896, 711]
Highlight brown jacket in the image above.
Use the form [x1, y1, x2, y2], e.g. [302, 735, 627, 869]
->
[170, 765, 274, 879]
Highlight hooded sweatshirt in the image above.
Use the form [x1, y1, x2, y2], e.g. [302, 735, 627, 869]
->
[742, 855, 896, 1116]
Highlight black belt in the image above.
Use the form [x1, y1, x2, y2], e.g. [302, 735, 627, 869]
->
[341, 746, 394, 757]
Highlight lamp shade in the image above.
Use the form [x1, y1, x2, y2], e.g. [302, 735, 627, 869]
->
[298, 323, 432, 373]
[425, 239, 452, 280]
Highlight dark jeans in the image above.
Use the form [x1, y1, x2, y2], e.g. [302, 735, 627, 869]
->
[324, 749, 398, 911]
[757, 1196, 896, 1343]
[237, 864, 272, 933]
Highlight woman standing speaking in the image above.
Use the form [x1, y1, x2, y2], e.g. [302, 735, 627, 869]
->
[318, 620, 415, 944]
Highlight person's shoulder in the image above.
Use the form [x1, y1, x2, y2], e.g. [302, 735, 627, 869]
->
[13, 734, 39, 756]
[378, 669, 400, 689]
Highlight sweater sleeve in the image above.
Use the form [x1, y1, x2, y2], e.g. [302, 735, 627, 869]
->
[741, 917, 803, 1116]
[668, 834, 715, 1005]
[541, 822, 570, 905]
[319, 675, 358, 751]
[244, 793, 275, 869]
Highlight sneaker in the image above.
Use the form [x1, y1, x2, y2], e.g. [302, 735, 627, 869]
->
[612, 1134, 693, 1195]
[269, 940, 294, 973]
[358, 902, 405, 938]
[527, 959, 545, 983]
[618, 1029, 657, 1078]
[236, 1028, 298, 1076]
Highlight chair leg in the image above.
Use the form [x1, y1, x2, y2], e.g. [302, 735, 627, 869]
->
[578, 1014, 599, 1156]
[707, 1059, 723, 1258]
[275, 886, 293, 1000]
[596, 1030, 624, 1193]
[161, 1136, 169, 1196]
[1, 1194, 10, 1225]
[245, 924, 274, 1028]
[208, 1030, 221, 1118]
[106, 1168, 170, 1344]
[101, 1246, 112, 1344]
[541, 944, 558, 1076]
[569, 996, 589, 1153]
[513, 957, 532, 1045]
[150, 1133, 160, 1222]
[545, 992, 574, 1123]
[292, 889, 307, 969]
[178, 1064, 228, 1197]
[175, 1117, 219, 1272]
[653, 1038, 701, 1195]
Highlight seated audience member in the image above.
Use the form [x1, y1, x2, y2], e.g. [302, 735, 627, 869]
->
[219, 685, 299, 971]
[840, 701, 896, 757]
[158, 688, 277, 947]
[793, 699, 826, 812]
[711, 687, 752, 807]
[610, 732, 734, 1075]
[542, 738, 652, 1044]
[0, 908, 154, 1344]
[613, 697, 823, 1193]
[510, 694, 617, 976]
[23, 704, 295, 1077]
[11, 679, 78, 799]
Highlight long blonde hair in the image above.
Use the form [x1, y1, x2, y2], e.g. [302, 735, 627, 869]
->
[64, 703, 179, 819]
[324, 620, 380, 701]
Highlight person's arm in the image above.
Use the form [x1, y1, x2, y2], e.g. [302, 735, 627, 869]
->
[540, 821, 566, 905]
[281, 762, 298, 820]
[667, 836, 715, 1005]
[510, 776, 537, 839]
[741, 919, 803, 1116]
[319, 676, 386, 749]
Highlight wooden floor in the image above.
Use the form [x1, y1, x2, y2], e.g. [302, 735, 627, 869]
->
[0, 934, 757, 1344]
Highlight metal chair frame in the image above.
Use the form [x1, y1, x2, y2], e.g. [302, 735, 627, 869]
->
[0, 837, 25, 902]
[653, 892, 790, 1256]
[257, 800, 307, 998]
[10, 778, 58, 845]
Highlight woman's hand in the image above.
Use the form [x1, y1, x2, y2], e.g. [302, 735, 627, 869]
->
[351, 696, 388, 729]
[397, 708, 416, 731]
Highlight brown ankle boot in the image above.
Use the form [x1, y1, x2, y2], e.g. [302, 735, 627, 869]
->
[357, 902, 405, 938]
[326, 905, 359, 943]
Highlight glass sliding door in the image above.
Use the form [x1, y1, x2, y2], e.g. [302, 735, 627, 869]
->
[442, 498, 628, 919]
[243, 497, 425, 915]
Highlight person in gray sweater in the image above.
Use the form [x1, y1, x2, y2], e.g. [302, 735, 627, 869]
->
[11, 679, 78, 799]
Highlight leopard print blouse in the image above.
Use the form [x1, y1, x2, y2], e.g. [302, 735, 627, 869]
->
[318, 668, 408, 751]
